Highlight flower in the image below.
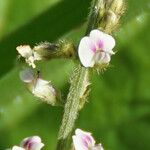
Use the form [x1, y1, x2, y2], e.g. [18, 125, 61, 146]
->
[78, 29, 115, 68]
[12, 136, 44, 150]
[72, 129, 104, 150]
[19, 68, 60, 106]
[16, 45, 41, 68]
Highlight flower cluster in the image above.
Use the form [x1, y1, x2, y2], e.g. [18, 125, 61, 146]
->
[78, 29, 115, 68]
[72, 129, 104, 150]
[12, 136, 44, 150]
[16, 29, 114, 150]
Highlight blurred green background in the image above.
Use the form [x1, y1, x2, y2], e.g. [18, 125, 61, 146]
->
[0, 0, 150, 149]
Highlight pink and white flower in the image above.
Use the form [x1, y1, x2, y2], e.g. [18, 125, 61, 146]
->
[78, 29, 115, 67]
[12, 136, 44, 150]
[72, 129, 104, 150]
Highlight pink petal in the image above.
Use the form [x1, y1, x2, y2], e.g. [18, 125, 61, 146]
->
[20, 136, 41, 148]
[73, 135, 88, 150]
[75, 129, 95, 147]
[89, 29, 105, 49]
[78, 37, 95, 67]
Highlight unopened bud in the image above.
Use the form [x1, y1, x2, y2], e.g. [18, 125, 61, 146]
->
[97, 0, 125, 33]
[33, 41, 76, 59]
[20, 68, 61, 106]
[101, 10, 118, 32]
[111, 0, 124, 14]
[20, 136, 44, 150]
[11, 136, 44, 150]
[33, 42, 58, 59]
[107, 10, 118, 25]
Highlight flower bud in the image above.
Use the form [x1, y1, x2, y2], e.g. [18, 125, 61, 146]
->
[20, 136, 44, 150]
[111, 0, 124, 13]
[20, 68, 61, 106]
[11, 136, 44, 150]
[33, 42, 58, 59]
[33, 41, 76, 59]
[72, 129, 104, 150]
[97, 0, 125, 33]
[101, 10, 118, 33]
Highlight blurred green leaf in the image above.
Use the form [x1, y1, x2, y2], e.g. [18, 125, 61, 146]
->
[0, 0, 91, 77]
[0, 0, 61, 38]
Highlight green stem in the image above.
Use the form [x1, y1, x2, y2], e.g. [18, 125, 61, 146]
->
[56, 64, 89, 150]
[86, 0, 105, 34]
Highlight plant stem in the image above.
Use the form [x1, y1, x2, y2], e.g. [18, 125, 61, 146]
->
[86, 0, 105, 34]
[56, 64, 89, 150]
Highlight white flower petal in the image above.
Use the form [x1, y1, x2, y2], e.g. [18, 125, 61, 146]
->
[26, 56, 36, 68]
[103, 34, 115, 52]
[20, 136, 42, 147]
[30, 136, 41, 143]
[89, 29, 104, 41]
[12, 146, 25, 150]
[30, 142, 44, 150]
[75, 129, 95, 146]
[89, 30, 105, 48]
[32, 78, 56, 104]
[78, 37, 95, 67]
[16, 45, 32, 58]
[72, 135, 87, 150]
[33, 79, 54, 96]
[19, 68, 34, 83]
[73, 129, 95, 150]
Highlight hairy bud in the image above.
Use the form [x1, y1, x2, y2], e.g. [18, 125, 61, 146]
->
[17, 41, 76, 67]
[34, 40, 76, 59]
[96, 0, 125, 33]
[111, 0, 124, 13]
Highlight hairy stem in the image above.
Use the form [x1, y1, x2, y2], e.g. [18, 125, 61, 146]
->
[86, 0, 105, 34]
[56, 64, 89, 150]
